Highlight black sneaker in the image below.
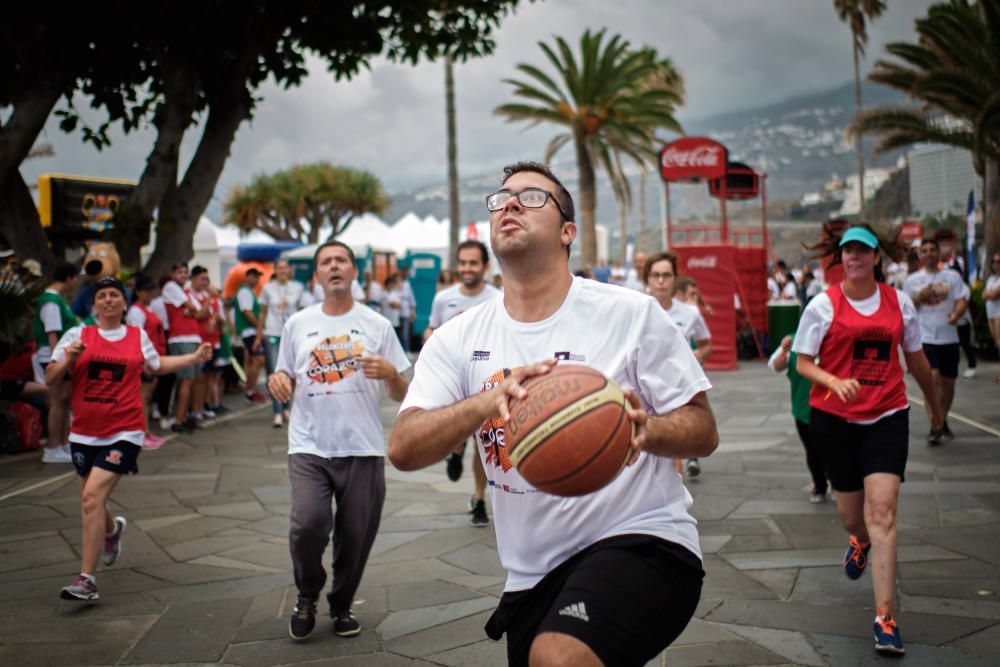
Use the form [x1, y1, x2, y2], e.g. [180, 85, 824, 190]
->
[446, 452, 464, 482]
[288, 595, 317, 640]
[183, 416, 199, 430]
[170, 422, 193, 434]
[470, 499, 489, 527]
[941, 420, 954, 441]
[333, 610, 361, 637]
[927, 429, 943, 446]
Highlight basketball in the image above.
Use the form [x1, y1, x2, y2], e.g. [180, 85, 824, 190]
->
[505, 365, 634, 497]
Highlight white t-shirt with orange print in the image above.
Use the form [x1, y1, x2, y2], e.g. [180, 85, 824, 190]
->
[277, 302, 410, 458]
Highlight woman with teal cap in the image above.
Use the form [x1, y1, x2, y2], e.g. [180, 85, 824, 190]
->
[791, 224, 942, 656]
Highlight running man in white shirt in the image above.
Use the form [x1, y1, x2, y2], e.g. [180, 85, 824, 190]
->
[643, 251, 712, 479]
[268, 240, 410, 641]
[425, 240, 501, 526]
[903, 238, 967, 443]
[389, 162, 717, 667]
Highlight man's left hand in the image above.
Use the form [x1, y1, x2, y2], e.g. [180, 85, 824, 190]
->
[359, 355, 397, 381]
[622, 390, 648, 466]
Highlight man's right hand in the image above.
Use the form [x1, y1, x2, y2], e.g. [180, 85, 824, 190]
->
[66, 340, 86, 363]
[482, 359, 558, 422]
[268, 371, 294, 403]
[828, 376, 860, 403]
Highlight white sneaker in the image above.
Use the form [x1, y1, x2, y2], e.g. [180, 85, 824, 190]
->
[963, 368, 977, 378]
[272, 413, 283, 428]
[203, 409, 216, 418]
[151, 405, 162, 420]
[281, 409, 290, 422]
[42, 443, 73, 464]
[159, 416, 175, 430]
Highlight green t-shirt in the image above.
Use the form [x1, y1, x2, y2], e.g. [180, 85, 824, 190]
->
[33, 290, 78, 349]
[786, 345, 813, 424]
[234, 285, 260, 338]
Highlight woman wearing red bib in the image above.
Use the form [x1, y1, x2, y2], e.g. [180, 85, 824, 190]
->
[45, 277, 211, 602]
[793, 225, 942, 655]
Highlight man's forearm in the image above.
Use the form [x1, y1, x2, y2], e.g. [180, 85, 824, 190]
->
[389, 397, 489, 470]
[384, 371, 409, 402]
[639, 392, 718, 459]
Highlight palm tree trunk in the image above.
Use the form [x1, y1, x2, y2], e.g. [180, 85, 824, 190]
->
[618, 197, 627, 265]
[574, 128, 597, 269]
[852, 37, 866, 217]
[986, 158, 1000, 275]
[445, 52, 460, 270]
[638, 171, 647, 232]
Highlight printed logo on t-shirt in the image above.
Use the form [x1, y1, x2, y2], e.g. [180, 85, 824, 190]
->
[922, 281, 950, 307]
[851, 329, 892, 386]
[306, 334, 365, 385]
[554, 351, 585, 362]
[477, 367, 522, 477]
[472, 350, 491, 361]
[85, 358, 126, 404]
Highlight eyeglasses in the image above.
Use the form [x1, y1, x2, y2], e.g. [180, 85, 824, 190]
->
[992, 258, 1000, 263]
[647, 272, 675, 281]
[485, 188, 571, 221]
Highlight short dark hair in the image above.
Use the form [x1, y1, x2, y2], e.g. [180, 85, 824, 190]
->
[456, 240, 489, 264]
[171, 261, 188, 271]
[674, 275, 698, 295]
[313, 240, 356, 267]
[190, 265, 208, 277]
[134, 274, 156, 292]
[501, 161, 575, 223]
[642, 251, 679, 284]
[920, 238, 940, 250]
[92, 276, 128, 303]
[53, 262, 78, 283]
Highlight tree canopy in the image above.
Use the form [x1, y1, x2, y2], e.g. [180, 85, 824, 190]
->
[223, 163, 388, 244]
[1, 1, 521, 274]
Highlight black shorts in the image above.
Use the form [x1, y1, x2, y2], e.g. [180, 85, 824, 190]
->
[809, 407, 909, 492]
[69, 442, 141, 477]
[484, 535, 703, 667]
[242, 335, 264, 356]
[922, 343, 960, 379]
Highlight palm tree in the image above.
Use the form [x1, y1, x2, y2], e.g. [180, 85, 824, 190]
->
[444, 51, 460, 269]
[834, 0, 887, 218]
[852, 0, 1000, 271]
[495, 30, 683, 268]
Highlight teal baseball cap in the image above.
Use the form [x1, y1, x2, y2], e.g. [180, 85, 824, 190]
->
[839, 227, 879, 249]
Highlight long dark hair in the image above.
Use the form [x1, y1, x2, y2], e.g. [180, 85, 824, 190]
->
[803, 222, 907, 283]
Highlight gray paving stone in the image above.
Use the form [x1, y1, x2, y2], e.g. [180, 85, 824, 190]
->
[722, 543, 965, 571]
[899, 593, 1000, 621]
[224, 629, 381, 667]
[810, 631, 999, 667]
[790, 566, 876, 607]
[148, 573, 289, 605]
[387, 580, 484, 611]
[380, 596, 497, 640]
[771, 513, 851, 549]
[744, 568, 799, 600]
[701, 556, 781, 601]
[662, 638, 787, 666]
[901, 577, 1000, 600]
[138, 562, 265, 586]
[362, 557, 471, 588]
[385, 609, 494, 658]
[672, 617, 741, 645]
[164, 532, 267, 562]
[426, 639, 508, 666]
[0, 614, 157, 644]
[438, 542, 505, 578]
[0, 533, 77, 573]
[687, 494, 743, 521]
[0, 569, 165, 601]
[146, 516, 247, 546]
[0, 641, 134, 666]
[215, 541, 292, 570]
[121, 598, 250, 664]
[947, 621, 1000, 656]
[722, 624, 827, 666]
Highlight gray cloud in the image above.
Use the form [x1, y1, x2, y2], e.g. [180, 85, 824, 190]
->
[20, 0, 935, 215]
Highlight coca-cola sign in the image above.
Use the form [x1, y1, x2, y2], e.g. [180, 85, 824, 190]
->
[687, 255, 718, 269]
[660, 137, 728, 182]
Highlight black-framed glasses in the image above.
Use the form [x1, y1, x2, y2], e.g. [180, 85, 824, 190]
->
[485, 188, 571, 221]
[647, 271, 675, 282]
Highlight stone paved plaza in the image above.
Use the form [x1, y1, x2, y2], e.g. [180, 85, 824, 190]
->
[0, 361, 998, 666]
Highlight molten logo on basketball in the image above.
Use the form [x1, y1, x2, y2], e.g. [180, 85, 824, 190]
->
[507, 377, 583, 439]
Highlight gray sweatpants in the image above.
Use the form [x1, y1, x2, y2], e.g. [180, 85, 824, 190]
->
[288, 454, 385, 613]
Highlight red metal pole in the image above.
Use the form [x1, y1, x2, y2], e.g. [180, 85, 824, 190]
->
[761, 173, 775, 265]
[720, 177, 729, 244]
[665, 182, 672, 249]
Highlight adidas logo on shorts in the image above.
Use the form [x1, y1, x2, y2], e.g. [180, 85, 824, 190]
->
[558, 602, 589, 622]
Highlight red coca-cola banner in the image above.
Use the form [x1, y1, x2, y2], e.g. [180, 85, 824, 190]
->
[660, 137, 728, 182]
[675, 245, 738, 370]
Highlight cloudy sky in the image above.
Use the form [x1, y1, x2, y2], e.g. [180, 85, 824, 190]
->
[22, 0, 935, 218]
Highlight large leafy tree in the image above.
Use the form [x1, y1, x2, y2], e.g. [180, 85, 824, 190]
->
[1, 1, 520, 275]
[834, 0, 887, 217]
[223, 163, 388, 244]
[853, 0, 1000, 270]
[495, 30, 683, 268]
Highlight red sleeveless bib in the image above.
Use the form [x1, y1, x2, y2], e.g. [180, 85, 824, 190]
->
[808, 283, 908, 421]
[136, 303, 167, 355]
[70, 326, 146, 437]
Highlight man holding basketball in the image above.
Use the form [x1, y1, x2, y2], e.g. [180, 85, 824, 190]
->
[389, 162, 717, 667]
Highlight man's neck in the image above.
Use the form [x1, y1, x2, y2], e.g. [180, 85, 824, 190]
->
[48, 282, 64, 294]
[500, 263, 573, 323]
[459, 281, 486, 297]
[923, 264, 940, 274]
[654, 294, 673, 311]
[321, 291, 355, 316]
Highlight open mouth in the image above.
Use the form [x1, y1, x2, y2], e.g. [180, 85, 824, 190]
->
[499, 217, 523, 232]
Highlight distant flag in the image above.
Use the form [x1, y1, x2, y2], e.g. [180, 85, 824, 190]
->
[466, 222, 479, 241]
[966, 190, 977, 280]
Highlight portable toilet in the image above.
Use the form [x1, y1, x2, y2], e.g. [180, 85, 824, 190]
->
[399, 252, 441, 341]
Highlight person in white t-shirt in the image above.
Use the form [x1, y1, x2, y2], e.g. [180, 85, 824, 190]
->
[268, 240, 410, 641]
[622, 251, 647, 291]
[381, 273, 403, 336]
[425, 240, 502, 527]
[389, 162, 717, 667]
[643, 251, 712, 480]
[904, 239, 967, 442]
[985, 252, 1000, 357]
[397, 265, 416, 352]
[257, 259, 305, 427]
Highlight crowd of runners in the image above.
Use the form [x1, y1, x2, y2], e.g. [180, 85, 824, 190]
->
[3, 159, 999, 665]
